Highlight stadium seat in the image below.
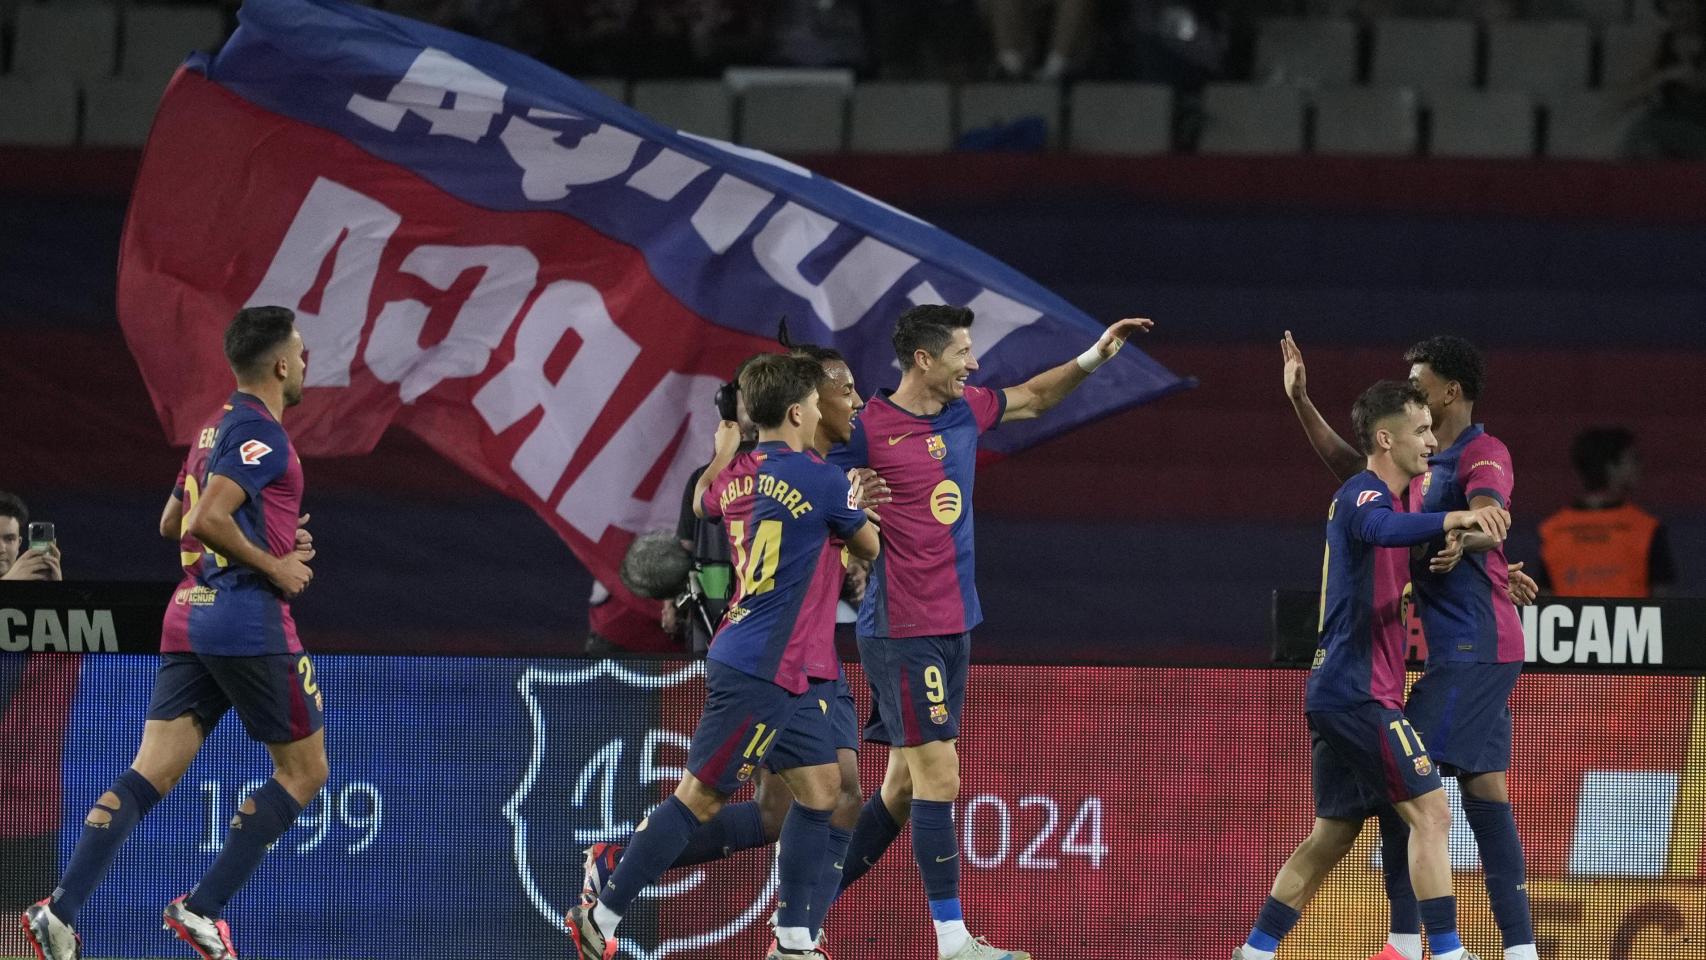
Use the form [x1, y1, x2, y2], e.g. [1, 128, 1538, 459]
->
[119, 5, 224, 84]
[83, 75, 170, 146]
[577, 77, 627, 105]
[1486, 21, 1592, 102]
[11, 2, 119, 79]
[1428, 90, 1536, 158]
[1567, 0, 1633, 24]
[739, 85, 846, 153]
[1599, 24, 1663, 90]
[958, 82, 1062, 149]
[1068, 83, 1173, 155]
[1546, 90, 1641, 159]
[1313, 86, 1418, 156]
[1198, 84, 1305, 155]
[848, 82, 952, 153]
[1370, 19, 1477, 95]
[1253, 18, 1360, 87]
[0, 77, 78, 145]
[631, 80, 733, 140]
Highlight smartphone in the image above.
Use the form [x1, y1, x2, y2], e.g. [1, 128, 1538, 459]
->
[28, 522, 54, 552]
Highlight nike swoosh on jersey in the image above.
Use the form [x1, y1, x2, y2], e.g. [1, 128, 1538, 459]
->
[935, 853, 958, 862]
[886, 432, 914, 445]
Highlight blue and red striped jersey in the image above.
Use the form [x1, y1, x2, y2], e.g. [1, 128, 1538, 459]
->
[162, 391, 305, 656]
[1409, 424, 1523, 664]
[1307, 471, 1448, 713]
[701, 441, 867, 694]
[827, 385, 1005, 638]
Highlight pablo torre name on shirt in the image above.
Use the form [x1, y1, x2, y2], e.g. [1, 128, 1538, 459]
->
[720, 473, 816, 519]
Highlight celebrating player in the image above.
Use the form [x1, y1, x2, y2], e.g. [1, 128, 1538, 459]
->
[22, 306, 324, 960]
[826, 304, 1152, 960]
[579, 343, 887, 954]
[568, 354, 880, 960]
[1234, 380, 1508, 960]
[1282, 332, 1538, 960]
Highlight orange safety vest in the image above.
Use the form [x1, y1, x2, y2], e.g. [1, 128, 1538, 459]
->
[1538, 502, 1660, 598]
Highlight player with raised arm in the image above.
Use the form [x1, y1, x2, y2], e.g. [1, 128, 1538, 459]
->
[22, 306, 323, 960]
[825, 304, 1151, 960]
[1234, 380, 1507, 960]
[568, 355, 880, 960]
[1282, 332, 1539, 960]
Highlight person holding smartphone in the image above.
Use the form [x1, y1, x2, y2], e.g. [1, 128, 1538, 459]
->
[0, 492, 61, 582]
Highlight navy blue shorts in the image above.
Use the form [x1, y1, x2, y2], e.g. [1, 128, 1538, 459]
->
[687, 661, 820, 794]
[857, 632, 969, 747]
[763, 676, 852, 773]
[1309, 704, 1442, 820]
[146, 652, 324, 744]
[1405, 660, 1522, 776]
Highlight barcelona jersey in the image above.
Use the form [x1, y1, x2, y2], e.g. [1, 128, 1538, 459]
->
[1408, 424, 1523, 664]
[1307, 471, 1451, 714]
[160, 392, 305, 656]
[828, 385, 1005, 638]
[701, 441, 867, 695]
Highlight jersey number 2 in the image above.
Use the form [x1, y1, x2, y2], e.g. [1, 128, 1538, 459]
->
[179, 474, 229, 569]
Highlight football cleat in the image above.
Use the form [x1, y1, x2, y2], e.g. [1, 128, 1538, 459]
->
[942, 937, 1030, 960]
[1367, 946, 1413, 960]
[566, 904, 619, 960]
[765, 946, 831, 959]
[162, 896, 237, 960]
[20, 900, 81, 960]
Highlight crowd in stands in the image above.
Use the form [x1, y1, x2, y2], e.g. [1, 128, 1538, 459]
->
[115, 0, 1706, 158]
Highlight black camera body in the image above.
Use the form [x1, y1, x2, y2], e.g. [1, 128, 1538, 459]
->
[713, 380, 738, 422]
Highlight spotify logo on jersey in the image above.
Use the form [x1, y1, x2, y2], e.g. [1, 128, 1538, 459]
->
[931, 480, 963, 524]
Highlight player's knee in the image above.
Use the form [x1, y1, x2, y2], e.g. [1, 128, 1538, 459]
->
[674, 774, 726, 821]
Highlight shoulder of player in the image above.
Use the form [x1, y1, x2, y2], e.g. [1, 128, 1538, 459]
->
[1332, 471, 1381, 500]
[1462, 430, 1512, 462]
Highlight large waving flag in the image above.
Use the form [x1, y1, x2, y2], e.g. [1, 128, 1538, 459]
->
[118, 0, 1193, 587]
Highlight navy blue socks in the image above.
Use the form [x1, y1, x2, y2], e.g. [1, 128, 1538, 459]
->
[186, 779, 304, 917]
[51, 768, 161, 925]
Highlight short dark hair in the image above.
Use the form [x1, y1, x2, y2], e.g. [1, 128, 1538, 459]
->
[1570, 427, 1636, 492]
[1352, 380, 1429, 454]
[0, 491, 27, 529]
[224, 306, 297, 380]
[775, 317, 846, 369]
[738, 354, 823, 428]
[1403, 335, 1485, 402]
[893, 304, 973, 369]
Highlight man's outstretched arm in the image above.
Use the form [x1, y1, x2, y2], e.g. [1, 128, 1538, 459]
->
[1002, 317, 1154, 422]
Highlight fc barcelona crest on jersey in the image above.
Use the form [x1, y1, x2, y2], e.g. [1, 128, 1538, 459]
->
[1422, 471, 1434, 493]
[1414, 755, 1432, 776]
[926, 434, 947, 460]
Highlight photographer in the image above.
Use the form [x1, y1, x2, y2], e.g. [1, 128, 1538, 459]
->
[667, 364, 759, 654]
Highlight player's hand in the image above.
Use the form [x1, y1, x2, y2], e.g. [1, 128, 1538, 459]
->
[1093, 317, 1153, 361]
[1282, 330, 1309, 403]
[1506, 562, 1539, 606]
[660, 600, 678, 633]
[1429, 531, 1465, 574]
[712, 419, 741, 461]
[850, 468, 891, 508]
[1463, 504, 1512, 541]
[294, 514, 314, 554]
[268, 556, 313, 599]
[847, 468, 889, 523]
